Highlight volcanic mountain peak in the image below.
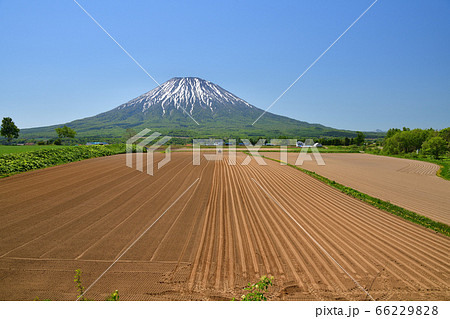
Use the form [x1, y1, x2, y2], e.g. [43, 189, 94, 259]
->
[20, 76, 364, 139]
[117, 77, 253, 115]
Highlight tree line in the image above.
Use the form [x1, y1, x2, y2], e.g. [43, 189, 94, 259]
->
[383, 127, 449, 158]
[2, 116, 448, 159]
[317, 132, 366, 146]
[1, 117, 77, 145]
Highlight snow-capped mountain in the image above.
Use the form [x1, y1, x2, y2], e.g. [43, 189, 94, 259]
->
[117, 77, 253, 116]
[89, 76, 282, 127]
[22, 77, 355, 139]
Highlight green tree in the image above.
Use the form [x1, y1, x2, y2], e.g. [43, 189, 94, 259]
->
[249, 136, 265, 145]
[421, 137, 449, 159]
[410, 128, 434, 151]
[344, 137, 350, 146]
[386, 128, 401, 139]
[55, 125, 76, 139]
[438, 127, 450, 143]
[354, 131, 365, 146]
[383, 128, 433, 154]
[1, 117, 20, 143]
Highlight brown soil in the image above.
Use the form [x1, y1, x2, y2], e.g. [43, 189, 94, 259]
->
[0, 153, 448, 300]
[263, 153, 450, 225]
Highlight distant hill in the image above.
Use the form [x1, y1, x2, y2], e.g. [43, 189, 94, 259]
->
[20, 77, 382, 140]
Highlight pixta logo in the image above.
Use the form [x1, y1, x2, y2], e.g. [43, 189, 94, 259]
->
[127, 132, 325, 176]
[126, 129, 172, 175]
[193, 138, 325, 166]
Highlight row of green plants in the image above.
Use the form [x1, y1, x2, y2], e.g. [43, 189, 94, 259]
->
[261, 155, 450, 237]
[0, 144, 127, 177]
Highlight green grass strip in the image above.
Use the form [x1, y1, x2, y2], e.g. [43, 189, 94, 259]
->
[260, 154, 449, 237]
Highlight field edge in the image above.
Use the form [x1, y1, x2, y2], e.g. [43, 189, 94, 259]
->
[259, 154, 450, 237]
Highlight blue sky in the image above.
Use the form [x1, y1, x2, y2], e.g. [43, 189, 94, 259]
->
[0, 0, 449, 131]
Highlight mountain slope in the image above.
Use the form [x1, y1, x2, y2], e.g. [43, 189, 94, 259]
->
[21, 77, 363, 139]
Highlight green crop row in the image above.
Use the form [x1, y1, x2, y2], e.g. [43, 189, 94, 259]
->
[0, 144, 127, 177]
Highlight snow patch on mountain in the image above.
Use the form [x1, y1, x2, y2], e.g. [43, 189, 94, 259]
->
[117, 77, 253, 114]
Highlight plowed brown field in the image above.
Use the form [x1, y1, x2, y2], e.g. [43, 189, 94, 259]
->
[263, 153, 450, 225]
[0, 153, 448, 300]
